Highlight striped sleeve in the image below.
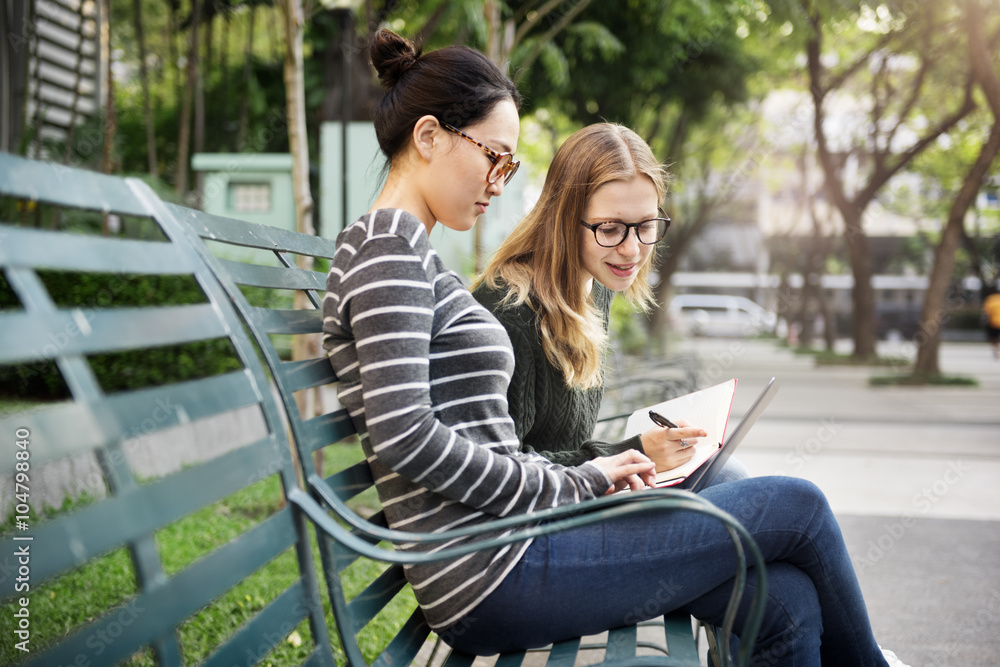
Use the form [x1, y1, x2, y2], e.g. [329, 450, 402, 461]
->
[337, 233, 610, 517]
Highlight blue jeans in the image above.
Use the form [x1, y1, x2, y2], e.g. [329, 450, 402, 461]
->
[440, 476, 887, 667]
[709, 455, 750, 486]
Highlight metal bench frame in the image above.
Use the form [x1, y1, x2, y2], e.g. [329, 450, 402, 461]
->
[0, 153, 766, 667]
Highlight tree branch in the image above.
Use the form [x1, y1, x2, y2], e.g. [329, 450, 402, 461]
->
[414, 2, 450, 47]
[513, 0, 565, 47]
[881, 15, 932, 158]
[965, 0, 1000, 116]
[512, 0, 593, 84]
[858, 70, 976, 205]
[826, 30, 894, 92]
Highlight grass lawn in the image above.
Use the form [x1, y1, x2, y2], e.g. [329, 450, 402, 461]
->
[0, 440, 417, 666]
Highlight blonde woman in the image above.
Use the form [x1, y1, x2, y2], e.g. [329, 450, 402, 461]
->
[473, 123, 747, 483]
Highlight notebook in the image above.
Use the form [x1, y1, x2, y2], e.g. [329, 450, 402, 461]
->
[625, 377, 779, 492]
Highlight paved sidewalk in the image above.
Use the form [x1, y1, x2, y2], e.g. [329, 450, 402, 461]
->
[669, 337, 1000, 666]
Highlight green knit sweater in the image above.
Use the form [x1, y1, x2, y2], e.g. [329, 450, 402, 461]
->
[472, 281, 644, 466]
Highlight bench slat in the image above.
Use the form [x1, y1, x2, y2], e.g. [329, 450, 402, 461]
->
[219, 256, 327, 291]
[171, 202, 339, 257]
[300, 409, 357, 454]
[0, 154, 151, 217]
[0, 434, 285, 596]
[104, 369, 262, 433]
[0, 371, 259, 474]
[605, 625, 638, 662]
[0, 303, 229, 361]
[370, 611, 433, 667]
[324, 461, 376, 501]
[20, 507, 299, 667]
[0, 402, 118, 472]
[348, 564, 410, 633]
[661, 613, 700, 664]
[0, 223, 197, 274]
[201, 580, 315, 667]
[546, 637, 582, 667]
[495, 652, 527, 667]
[278, 357, 338, 394]
[249, 305, 323, 335]
[441, 647, 477, 667]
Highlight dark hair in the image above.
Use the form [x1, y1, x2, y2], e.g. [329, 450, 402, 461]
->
[369, 29, 521, 162]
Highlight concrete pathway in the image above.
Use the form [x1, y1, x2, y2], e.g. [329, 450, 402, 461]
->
[670, 337, 1000, 666]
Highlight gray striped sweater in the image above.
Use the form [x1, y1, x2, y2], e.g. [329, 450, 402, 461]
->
[321, 209, 611, 630]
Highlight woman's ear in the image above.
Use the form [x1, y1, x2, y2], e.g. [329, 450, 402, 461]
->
[412, 115, 440, 162]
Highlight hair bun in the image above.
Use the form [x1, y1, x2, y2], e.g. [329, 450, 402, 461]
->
[370, 28, 422, 89]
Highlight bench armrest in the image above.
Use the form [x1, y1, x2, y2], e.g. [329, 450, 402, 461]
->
[288, 482, 766, 666]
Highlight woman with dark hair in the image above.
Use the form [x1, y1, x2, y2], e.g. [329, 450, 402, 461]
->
[321, 28, 908, 667]
[472, 123, 747, 483]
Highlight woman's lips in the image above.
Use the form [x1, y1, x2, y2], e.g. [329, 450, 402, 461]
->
[476, 202, 488, 215]
[607, 262, 636, 278]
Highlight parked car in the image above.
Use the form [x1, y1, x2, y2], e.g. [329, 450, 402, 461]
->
[668, 294, 778, 337]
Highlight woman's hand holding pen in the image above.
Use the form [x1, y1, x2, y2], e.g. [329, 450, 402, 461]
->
[640, 414, 704, 472]
[592, 450, 657, 494]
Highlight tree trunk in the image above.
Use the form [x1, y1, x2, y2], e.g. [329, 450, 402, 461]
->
[279, 0, 321, 469]
[99, 0, 116, 235]
[99, 0, 114, 175]
[167, 0, 179, 94]
[804, 2, 974, 362]
[220, 7, 229, 146]
[194, 7, 208, 204]
[175, 0, 201, 196]
[914, 0, 1000, 376]
[236, 3, 254, 150]
[279, 0, 316, 319]
[842, 211, 879, 360]
[133, 0, 157, 176]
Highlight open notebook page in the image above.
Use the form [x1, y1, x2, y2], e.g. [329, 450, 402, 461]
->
[624, 379, 737, 485]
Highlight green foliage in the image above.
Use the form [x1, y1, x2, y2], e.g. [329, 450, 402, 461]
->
[609, 296, 648, 355]
[517, 0, 758, 128]
[0, 271, 244, 400]
[869, 372, 979, 387]
[812, 350, 910, 366]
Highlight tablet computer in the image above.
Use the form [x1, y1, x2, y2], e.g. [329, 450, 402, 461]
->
[673, 376, 779, 492]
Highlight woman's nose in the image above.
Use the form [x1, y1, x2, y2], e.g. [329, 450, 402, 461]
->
[618, 228, 641, 254]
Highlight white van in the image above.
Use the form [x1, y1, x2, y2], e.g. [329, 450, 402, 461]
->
[668, 294, 778, 337]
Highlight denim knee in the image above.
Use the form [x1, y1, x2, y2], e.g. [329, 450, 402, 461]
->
[750, 563, 823, 666]
[713, 476, 833, 534]
[708, 456, 751, 486]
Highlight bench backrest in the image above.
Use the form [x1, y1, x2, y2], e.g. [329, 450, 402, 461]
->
[172, 201, 774, 667]
[168, 204, 431, 667]
[0, 153, 336, 667]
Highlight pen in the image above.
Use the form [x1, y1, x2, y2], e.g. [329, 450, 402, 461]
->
[648, 410, 692, 448]
[648, 410, 678, 429]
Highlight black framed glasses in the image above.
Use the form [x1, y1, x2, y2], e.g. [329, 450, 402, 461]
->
[441, 122, 520, 185]
[579, 209, 671, 247]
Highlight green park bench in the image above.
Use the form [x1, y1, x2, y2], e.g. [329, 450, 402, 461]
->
[0, 152, 766, 667]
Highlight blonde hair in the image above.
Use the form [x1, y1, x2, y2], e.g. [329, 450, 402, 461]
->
[473, 123, 668, 389]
